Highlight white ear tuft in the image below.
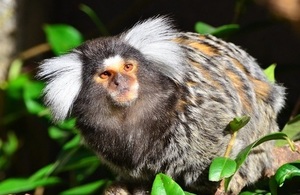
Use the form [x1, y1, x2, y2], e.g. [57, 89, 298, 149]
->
[38, 52, 82, 121]
[121, 16, 187, 83]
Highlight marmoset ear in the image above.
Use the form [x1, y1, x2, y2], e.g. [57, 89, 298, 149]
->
[38, 52, 83, 121]
[121, 16, 187, 83]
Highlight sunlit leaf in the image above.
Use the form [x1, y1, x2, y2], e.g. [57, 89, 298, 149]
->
[209, 157, 237, 181]
[57, 118, 77, 130]
[8, 59, 23, 81]
[263, 64, 276, 83]
[195, 22, 216, 34]
[29, 164, 55, 181]
[63, 134, 81, 150]
[44, 24, 84, 55]
[151, 173, 185, 195]
[48, 126, 71, 143]
[0, 177, 61, 195]
[24, 99, 45, 114]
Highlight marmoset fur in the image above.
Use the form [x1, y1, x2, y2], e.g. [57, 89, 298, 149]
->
[38, 16, 285, 194]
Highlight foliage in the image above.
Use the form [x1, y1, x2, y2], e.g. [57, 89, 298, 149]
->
[43, 24, 84, 56]
[0, 3, 299, 195]
[263, 64, 276, 83]
[0, 17, 109, 194]
[276, 115, 300, 147]
[151, 173, 195, 195]
[194, 22, 239, 38]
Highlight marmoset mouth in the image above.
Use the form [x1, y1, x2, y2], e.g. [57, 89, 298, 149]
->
[110, 88, 138, 106]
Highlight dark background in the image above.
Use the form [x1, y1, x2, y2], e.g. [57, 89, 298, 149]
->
[10, 0, 300, 179]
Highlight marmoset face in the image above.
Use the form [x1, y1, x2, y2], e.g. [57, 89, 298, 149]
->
[77, 40, 144, 107]
[75, 37, 171, 111]
[93, 55, 139, 106]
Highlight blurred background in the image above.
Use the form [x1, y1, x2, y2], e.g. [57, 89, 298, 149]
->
[0, 0, 299, 194]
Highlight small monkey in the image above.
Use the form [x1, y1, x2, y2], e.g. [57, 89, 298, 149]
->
[38, 17, 285, 194]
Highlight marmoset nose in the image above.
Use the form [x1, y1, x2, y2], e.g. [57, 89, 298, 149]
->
[113, 79, 119, 86]
[112, 73, 127, 87]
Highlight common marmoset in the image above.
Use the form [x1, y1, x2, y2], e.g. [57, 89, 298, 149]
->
[38, 17, 285, 194]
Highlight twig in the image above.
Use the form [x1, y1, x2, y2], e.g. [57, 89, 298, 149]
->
[224, 131, 238, 158]
[18, 43, 51, 61]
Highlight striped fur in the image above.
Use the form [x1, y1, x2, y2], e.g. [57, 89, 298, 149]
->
[39, 17, 285, 195]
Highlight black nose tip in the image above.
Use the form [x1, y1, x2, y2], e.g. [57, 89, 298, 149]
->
[114, 80, 119, 86]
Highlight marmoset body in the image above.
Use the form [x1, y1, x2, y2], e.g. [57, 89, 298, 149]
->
[38, 17, 285, 194]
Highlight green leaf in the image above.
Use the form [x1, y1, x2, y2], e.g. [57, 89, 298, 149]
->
[2, 132, 18, 156]
[0, 177, 61, 195]
[229, 116, 250, 133]
[79, 4, 109, 36]
[195, 22, 216, 34]
[211, 24, 239, 38]
[48, 126, 70, 143]
[274, 161, 300, 187]
[6, 74, 30, 99]
[23, 81, 44, 100]
[60, 180, 107, 195]
[29, 164, 55, 181]
[195, 22, 239, 38]
[225, 132, 291, 190]
[8, 59, 23, 81]
[57, 118, 77, 130]
[44, 24, 84, 55]
[235, 133, 289, 168]
[24, 99, 46, 115]
[209, 157, 237, 181]
[63, 134, 81, 150]
[151, 173, 185, 195]
[263, 64, 276, 83]
[276, 115, 300, 146]
[47, 119, 77, 144]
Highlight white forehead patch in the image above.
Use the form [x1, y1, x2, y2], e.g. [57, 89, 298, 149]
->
[103, 55, 124, 68]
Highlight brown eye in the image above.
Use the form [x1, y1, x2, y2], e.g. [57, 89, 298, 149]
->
[124, 63, 133, 72]
[99, 71, 111, 79]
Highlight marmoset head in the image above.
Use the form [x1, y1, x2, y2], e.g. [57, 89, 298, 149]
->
[38, 17, 187, 121]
